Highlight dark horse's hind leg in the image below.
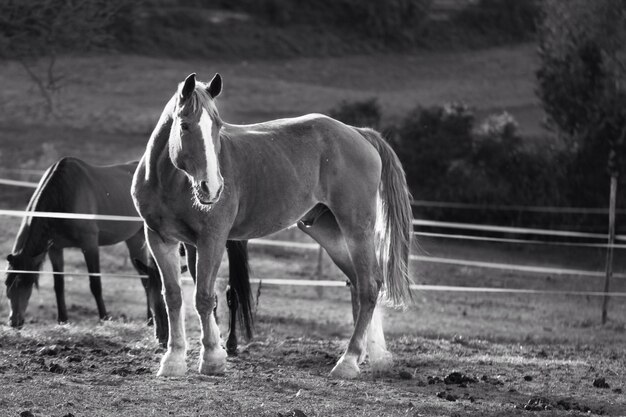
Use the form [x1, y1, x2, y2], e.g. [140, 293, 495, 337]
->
[225, 286, 238, 355]
[82, 246, 110, 320]
[125, 230, 154, 324]
[140, 278, 153, 325]
[48, 246, 68, 324]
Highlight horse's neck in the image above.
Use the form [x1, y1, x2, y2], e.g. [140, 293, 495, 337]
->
[13, 166, 60, 256]
[13, 217, 50, 258]
[144, 97, 179, 185]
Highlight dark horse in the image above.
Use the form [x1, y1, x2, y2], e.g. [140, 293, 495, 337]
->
[132, 73, 413, 378]
[4, 157, 166, 334]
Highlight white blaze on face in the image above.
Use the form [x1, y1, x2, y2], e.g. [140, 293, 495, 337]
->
[198, 108, 221, 196]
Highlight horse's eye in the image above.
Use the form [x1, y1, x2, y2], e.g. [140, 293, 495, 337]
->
[181, 123, 189, 131]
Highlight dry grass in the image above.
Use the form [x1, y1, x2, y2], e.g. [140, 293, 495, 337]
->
[1, 244, 625, 416]
[1, 209, 625, 415]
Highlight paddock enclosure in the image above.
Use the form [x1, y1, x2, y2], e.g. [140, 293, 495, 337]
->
[1, 209, 625, 416]
[1, 39, 626, 417]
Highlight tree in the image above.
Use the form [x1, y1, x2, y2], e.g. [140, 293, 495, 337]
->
[536, 0, 626, 324]
[536, 0, 626, 176]
[0, 0, 125, 115]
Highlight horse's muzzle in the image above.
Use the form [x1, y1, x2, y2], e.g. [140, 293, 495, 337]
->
[194, 182, 222, 207]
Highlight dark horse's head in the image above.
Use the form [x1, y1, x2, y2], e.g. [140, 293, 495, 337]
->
[169, 73, 224, 211]
[5, 251, 46, 328]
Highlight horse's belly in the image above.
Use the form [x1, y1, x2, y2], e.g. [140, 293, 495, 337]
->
[96, 221, 142, 246]
[228, 201, 315, 239]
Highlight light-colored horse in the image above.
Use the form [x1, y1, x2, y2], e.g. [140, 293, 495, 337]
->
[132, 73, 413, 378]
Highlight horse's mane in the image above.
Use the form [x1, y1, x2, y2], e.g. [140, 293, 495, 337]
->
[178, 82, 221, 124]
[13, 158, 84, 256]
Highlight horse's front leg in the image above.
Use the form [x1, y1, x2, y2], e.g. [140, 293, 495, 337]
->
[146, 228, 186, 377]
[195, 238, 228, 375]
[48, 246, 68, 324]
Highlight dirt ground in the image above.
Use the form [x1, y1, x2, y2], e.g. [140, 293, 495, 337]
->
[0, 238, 625, 417]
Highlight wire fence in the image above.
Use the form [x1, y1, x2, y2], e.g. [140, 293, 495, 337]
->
[2, 176, 626, 301]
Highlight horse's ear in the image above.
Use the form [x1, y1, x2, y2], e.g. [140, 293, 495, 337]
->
[180, 73, 196, 102]
[207, 73, 222, 99]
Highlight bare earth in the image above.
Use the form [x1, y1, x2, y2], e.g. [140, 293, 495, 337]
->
[0, 238, 624, 417]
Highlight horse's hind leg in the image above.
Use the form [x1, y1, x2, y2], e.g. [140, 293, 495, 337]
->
[48, 246, 68, 324]
[82, 246, 109, 320]
[125, 230, 153, 324]
[298, 210, 391, 373]
[298, 211, 358, 319]
[333, 228, 381, 378]
[225, 285, 238, 356]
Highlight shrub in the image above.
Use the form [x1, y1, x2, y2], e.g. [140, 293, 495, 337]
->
[232, 0, 432, 43]
[452, 0, 540, 43]
[392, 102, 474, 198]
[328, 98, 382, 129]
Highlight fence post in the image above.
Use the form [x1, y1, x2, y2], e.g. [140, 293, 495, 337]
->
[602, 174, 618, 325]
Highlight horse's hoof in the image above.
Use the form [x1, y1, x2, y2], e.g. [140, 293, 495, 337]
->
[330, 356, 360, 379]
[199, 347, 227, 375]
[100, 315, 112, 322]
[370, 350, 393, 374]
[226, 342, 238, 357]
[157, 351, 187, 377]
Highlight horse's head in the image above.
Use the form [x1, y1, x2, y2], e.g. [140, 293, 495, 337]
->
[169, 73, 224, 210]
[5, 251, 45, 328]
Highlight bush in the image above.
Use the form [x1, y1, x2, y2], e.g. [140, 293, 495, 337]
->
[231, 0, 432, 43]
[452, 0, 539, 43]
[389, 104, 574, 226]
[392, 102, 474, 198]
[328, 98, 382, 129]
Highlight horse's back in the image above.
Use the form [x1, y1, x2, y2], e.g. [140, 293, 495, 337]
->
[39, 157, 142, 245]
[55, 157, 139, 215]
[227, 113, 383, 189]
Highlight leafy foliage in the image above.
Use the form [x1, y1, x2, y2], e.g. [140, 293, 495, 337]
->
[452, 0, 540, 43]
[392, 103, 474, 199]
[231, 0, 433, 43]
[328, 98, 382, 130]
[536, 0, 626, 207]
[329, 99, 572, 226]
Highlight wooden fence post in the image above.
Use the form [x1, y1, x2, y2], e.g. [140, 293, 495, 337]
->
[602, 174, 618, 324]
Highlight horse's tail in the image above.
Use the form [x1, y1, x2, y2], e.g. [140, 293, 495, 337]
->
[226, 240, 254, 339]
[356, 127, 414, 307]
